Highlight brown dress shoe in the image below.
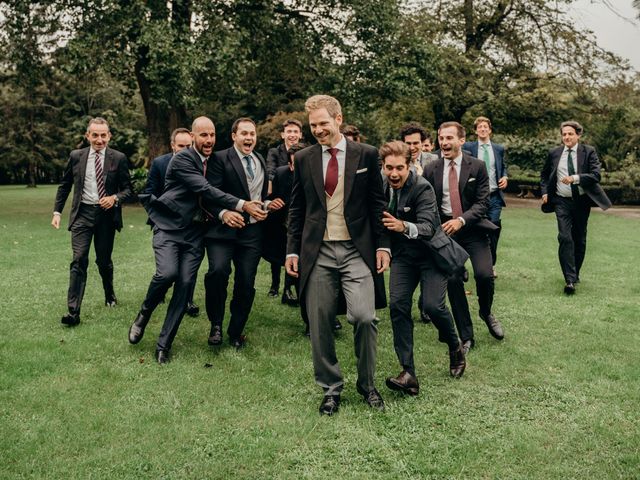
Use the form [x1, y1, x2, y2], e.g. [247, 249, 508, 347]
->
[385, 370, 419, 395]
[449, 346, 466, 378]
[480, 312, 504, 340]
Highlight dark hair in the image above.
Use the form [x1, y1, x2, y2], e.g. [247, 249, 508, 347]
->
[399, 122, 427, 142]
[438, 121, 466, 139]
[282, 119, 303, 132]
[342, 124, 361, 141]
[379, 140, 411, 164]
[423, 132, 432, 143]
[231, 117, 256, 134]
[170, 127, 191, 143]
[287, 142, 307, 157]
[560, 120, 584, 136]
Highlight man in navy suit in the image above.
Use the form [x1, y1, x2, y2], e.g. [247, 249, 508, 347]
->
[463, 116, 508, 275]
[52, 117, 132, 326]
[540, 120, 611, 294]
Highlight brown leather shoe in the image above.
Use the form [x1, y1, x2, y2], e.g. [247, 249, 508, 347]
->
[449, 346, 466, 378]
[385, 370, 419, 395]
[480, 312, 504, 340]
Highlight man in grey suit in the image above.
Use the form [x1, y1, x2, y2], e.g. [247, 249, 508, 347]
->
[540, 120, 611, 294]
[285, 95, 390, 415]
[52, 117, 132, 326]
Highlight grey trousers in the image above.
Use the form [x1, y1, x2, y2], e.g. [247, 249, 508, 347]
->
[306, 241, 378, 396]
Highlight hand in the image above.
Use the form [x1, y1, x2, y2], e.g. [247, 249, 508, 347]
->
[222, 211, 245, 228]
[285, 256, 299, 278]
[51, 214, 61, 229]
[268, 198, 285, 211]
[243, 200, 267, 221]
[268, 181, 273, 197]
[442, 218, 463, 236]
[382, 211, 404, 232]
[542, 194, 548, 204]
[99, 195, 118, 210]
[498, 176, 508, 189]
[376, 250, 390, 274]
[560, 175, 574, 185]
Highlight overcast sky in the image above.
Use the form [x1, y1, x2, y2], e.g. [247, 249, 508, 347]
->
[570, 0, 640, 71]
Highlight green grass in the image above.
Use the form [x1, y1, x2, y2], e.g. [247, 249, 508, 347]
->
[0, 184, 638, 479]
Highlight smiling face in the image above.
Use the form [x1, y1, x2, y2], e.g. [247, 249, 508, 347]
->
[308, 108, 342, 147]
[561, 126, 580, 149]
[191, 118, 216, 157]
[281, 125, 302, 149]
[232, 121, 257, 155]
[438, 126, 465, 160]
[422, 138, 433, 152]
[403, 132, 423, 161]
[85, 122, 111, 152]
[383, 154, 410, 190]
[475, 121, 492, 142]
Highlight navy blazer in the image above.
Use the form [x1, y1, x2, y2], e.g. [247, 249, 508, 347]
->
[463, 140, 507, 206]
[144, 152, 173, 197]
[540, 143, 611, 211]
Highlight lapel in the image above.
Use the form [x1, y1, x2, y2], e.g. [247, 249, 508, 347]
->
[79, 147, 90, 187]
[229, 148, 251, 199]
[102, 148, 113, 183]
[576, 144, 585, 174]
[397, 171, 414, 212]
[343, 140, 359, 206]
[310, 145, 327, 209]
[433, 158, 444, 207]
[459, 153, 472, 191]
[191, 148, 204, 175]
[552, 146, 563, 175]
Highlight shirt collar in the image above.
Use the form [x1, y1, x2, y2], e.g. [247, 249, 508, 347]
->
[479, 140, 491, 147]
[447, 153, 463, 166]
[564, 144, 578, 154]
[234, 146, 254, 160]
[322, 135, 346, 154]
[195, 148, 207, 163]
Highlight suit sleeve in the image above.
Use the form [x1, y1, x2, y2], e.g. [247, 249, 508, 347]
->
[461, 160, 490, 226]
[144, 159, 162, 196]
[286, 153, 306, 256]
[411, 182, 439, 241]
[54, 153, 75, 213]
[365, 147, 390, 250]
[578, 147, 602, 188]
[540, 150, 554, 196]
[498, 145, 508, 178]
[266, 147, 279, 180]
[114, 154, 133, 203]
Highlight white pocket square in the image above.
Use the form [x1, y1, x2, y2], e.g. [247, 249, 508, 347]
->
[468, 177, 476, 182]
[356, 168, 368, 174]
[403, 207, 411, 212]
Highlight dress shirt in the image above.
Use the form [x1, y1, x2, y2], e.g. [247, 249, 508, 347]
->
[218, 148, 266, 222]
[81, 148, 104, 205]
[556, 145, 583, 198]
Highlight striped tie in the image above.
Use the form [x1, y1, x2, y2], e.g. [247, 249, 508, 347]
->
[95, 151, 106, 199]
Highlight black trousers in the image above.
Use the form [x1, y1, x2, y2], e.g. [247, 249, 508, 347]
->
[141, 224, 205, 351]
[204, 224, 263, 340]
[67, 203, 117, 314]
[447, 228, 494, 343]
[554, 195, 591, 283]
[389, 255, 460, 376]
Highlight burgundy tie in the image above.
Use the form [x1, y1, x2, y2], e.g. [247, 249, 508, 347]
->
[448, 160, 463, 218]
[325, 148, 338, 197]
[95, 151, 106, 199]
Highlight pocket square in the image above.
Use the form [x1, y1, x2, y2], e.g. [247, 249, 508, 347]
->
[356, 168, 368, 174]
[468, 177, 476, 182]
[403, 207, 411, 212]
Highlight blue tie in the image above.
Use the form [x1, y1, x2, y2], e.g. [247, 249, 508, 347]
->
[243, 155, 255, 181]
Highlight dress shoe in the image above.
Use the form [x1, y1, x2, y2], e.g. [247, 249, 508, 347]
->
[480, 312, 504, 340]
[185, 302, 200, 317]
[564, 283, 576, 295]
[385, 370, 419, 396]
[281, 289, 299, 306]
[207, 325, 222, 346]
[492, 267, 497, 279]
[304, 324, 310, 337]
[128, 310, 151, 344]
[105, 293, 117, 307]
[155, 349, 170, 364]
[230, 335, 247, 350]
[356, 385, 385, 411]
[420, 311, 432, 324]
[319, 395, 340, 415]
[61, 312, 80, 326]
[462, 339, 475, 356]
[449, 346, 466, 378]
[334, 319, 342, 331]
[267, 287, 279, 298]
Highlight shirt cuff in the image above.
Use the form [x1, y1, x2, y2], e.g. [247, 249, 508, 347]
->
[457, 216, 466, 226]
[286, 254, 299, 259]
[404, 222, 418, 239]
[236, 200, 245, 212]
[376, 247, 391, 258]
[218, 209, 228, 220]
[572, 174, 580, 184]
[53, 211, 61, 216]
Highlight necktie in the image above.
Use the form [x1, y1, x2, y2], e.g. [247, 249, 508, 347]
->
[243, 155, 255, 181]
[448, 160, 463, 218]
[481, 144, 491, 172]
[203, 156, 208, 176]
[567, 149, 579, 199]
[388, 188, 398, 216]
[94, 151, 106, 199]
[325, 148, 338, 196]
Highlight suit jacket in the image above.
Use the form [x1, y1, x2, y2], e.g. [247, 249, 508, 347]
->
[422, 152, 497, 233]
[266, 143, 289, 180]
[205, 147, 268, 240]
[540, 143, 611, 211]
[142, 147, 240, 231]
[144, 152, 173, 197]
[287, 141, 390, 308]
[262, 164, 293, 264]
[54, 146, 132, 231]
[463, 140, 507, 206]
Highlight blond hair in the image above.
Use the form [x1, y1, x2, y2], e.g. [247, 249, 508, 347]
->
[304, 95, 342, 118]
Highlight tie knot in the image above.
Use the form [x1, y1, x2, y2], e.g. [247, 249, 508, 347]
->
[327, 148, 338, 157]
[482, 144, 488, 149]
[449, 160, 456, 167]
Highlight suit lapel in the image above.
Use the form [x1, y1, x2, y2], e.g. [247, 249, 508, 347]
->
[102, 148, 113, 184]
[459, 154, 472, 191]
[229, 148, 251, 199]
[433, 158, 444, 207]
[79, 147, 90, 187]
[343, 141, 359, 206]
[577, 144, 585, 174]
[310, 145, 327, 209]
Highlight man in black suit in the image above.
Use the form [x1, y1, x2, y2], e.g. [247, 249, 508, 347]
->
[128, 116, 247, 364]
[52, 117, 132, 326]
[285, 95, 390, 415]
[540, 120, 611, 294]
[265, 119, 303, 297]
[423, 121, 504, 354]
[204, 118, 279, 349]
[380, 141, 466, 397]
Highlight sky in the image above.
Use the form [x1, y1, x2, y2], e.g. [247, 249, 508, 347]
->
[570, 0, 640, 71]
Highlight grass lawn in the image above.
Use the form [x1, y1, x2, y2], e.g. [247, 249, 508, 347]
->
[0, 184, 638, 479]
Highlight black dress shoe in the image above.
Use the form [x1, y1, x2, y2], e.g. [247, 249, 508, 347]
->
[268, 287, 279, 298]
[564, 282, 576, 295]
[385, 370, 419, 396]
[105, 294, 117, 307]
[449, 346, 466, 378]
[128, 310, 151, 344]
[480, 312, 504, 340]
[185, 302, 200, 317]
[207, 325, 222, 346]
[303, 324, 310, 337]
[281, 289, 299, 306]
[420, 311, 432, 324]
[155, 349, 170, 364]
[357, 385, 385, 411]
[462, 339, 475, 356]
[61, 313, 80, 326]
[319, 395, 340, 415]
[334, 319, 342, 331]
[230, 335, 247, 350]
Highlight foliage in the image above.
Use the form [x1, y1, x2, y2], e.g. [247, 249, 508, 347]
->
[130, 167, 149, 195]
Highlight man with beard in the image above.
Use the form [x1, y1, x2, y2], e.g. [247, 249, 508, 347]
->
[286, 95, 390, 415]
[423, 122, 504, 355]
